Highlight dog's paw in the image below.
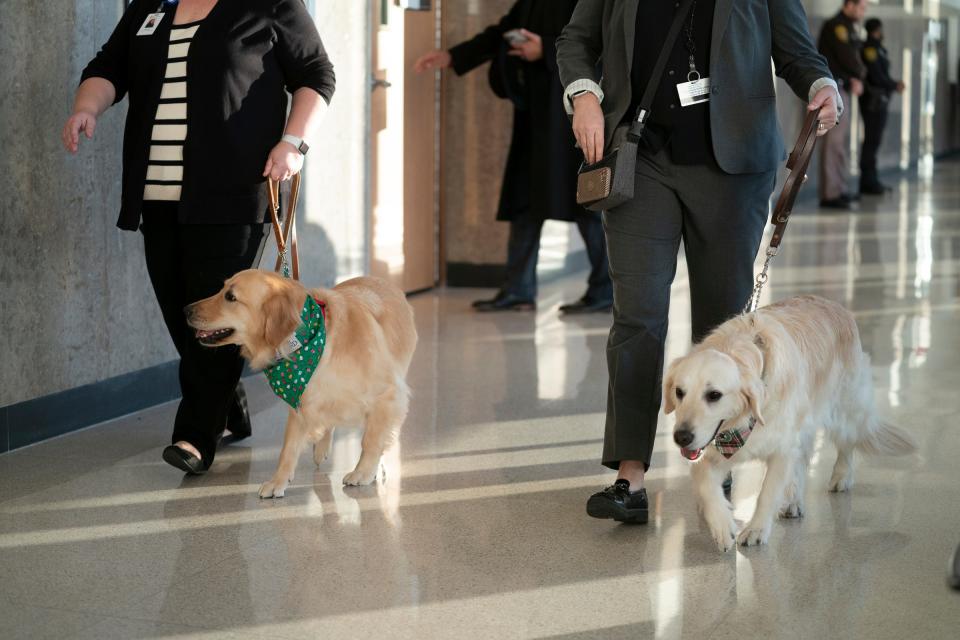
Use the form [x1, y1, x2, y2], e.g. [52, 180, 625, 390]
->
[704, 508, 737, 552]
[259, 476, 289, 499]
[828, 474, 854, 493]
[737, 521, 772, 547]
[780, 501, 804, 519]
[342, 469, 377, 486]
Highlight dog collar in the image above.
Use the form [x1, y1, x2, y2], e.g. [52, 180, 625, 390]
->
[680, 417, 757, 461]
[263, 296, 327, 409]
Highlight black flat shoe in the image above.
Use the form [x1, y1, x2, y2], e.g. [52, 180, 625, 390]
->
[224, 383, 252, 441]
[586, 480, 648, 524]
[162, 445, 207, 475]
[559, 297, 613, 314]
[472, 293, 536, 312]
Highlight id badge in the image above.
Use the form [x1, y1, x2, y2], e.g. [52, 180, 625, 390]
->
[677, 76, 711, 107]
[137, 12, 165, 36]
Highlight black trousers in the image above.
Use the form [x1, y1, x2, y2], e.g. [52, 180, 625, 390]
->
[502, 210, 612, 302]
[141, 203, 269, 465]
[601, 148, 775, 470]
[860, 105, 889, 188]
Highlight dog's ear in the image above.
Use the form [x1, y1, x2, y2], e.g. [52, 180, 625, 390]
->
[662, 361, 679, 415]
[741, 377, 766, 426]
[262, 285, 303, 349]
[729, 338, 766, 425]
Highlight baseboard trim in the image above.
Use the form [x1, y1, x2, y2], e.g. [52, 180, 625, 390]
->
[0, 360, 182, 454]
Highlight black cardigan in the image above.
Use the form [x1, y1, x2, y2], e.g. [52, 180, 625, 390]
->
[81, 0, 335, 230]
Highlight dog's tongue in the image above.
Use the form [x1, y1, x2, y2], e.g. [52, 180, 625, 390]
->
[681, 447, 703, 461]
[195, 329, 215, 339]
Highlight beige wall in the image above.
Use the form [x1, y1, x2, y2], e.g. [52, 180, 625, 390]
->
[440, 0, 515, 267]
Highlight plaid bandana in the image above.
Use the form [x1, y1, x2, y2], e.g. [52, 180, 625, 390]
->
[713, 418, 756, 459]
[680, 417, 757, 461]
[263, 296, 327, 409]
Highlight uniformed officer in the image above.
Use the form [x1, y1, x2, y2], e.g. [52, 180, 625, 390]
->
[818, 0, 867, 210]
[860, 18, 905, 195]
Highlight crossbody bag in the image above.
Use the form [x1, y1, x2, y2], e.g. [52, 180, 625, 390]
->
[576, 0, 695, 211]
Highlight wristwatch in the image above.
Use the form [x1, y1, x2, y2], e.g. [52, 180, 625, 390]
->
[281, 134, 310, 156]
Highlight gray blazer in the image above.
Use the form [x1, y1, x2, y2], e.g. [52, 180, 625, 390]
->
[556, 0, 834, 174]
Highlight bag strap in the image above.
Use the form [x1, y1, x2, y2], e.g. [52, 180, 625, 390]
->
[627, 0, 696, 141]
[743, 107, 822, 314]
[267, 173, 301, 280]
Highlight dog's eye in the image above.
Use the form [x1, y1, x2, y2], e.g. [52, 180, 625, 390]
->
[675, 388, 685, 400]
[225, 290, 237, 303]
[706, 390, 723, 403]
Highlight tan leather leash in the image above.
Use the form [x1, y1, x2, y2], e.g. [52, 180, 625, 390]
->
[744, 107, 822, 314]
[267, 173, 301, 280]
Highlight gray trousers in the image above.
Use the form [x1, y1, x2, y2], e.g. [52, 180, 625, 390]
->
[601, 147, 775, 470]
[818, 88, 851, 201]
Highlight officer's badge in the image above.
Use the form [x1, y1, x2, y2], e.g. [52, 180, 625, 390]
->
[834, 24, 849, 43]
[864, 46, 878, 62]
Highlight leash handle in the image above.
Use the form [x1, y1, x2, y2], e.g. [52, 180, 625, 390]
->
[267, 173, 301, 280]
[743, 108, 822, 314]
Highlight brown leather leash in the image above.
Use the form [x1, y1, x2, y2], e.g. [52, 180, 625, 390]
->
[744, 107, 822, 314]
[267, 173, 301, 280]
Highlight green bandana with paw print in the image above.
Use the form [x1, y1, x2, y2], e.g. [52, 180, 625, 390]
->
[263, 296, 327, 409]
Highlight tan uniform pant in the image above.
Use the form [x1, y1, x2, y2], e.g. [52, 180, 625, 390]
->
[818, 88, 851, 201]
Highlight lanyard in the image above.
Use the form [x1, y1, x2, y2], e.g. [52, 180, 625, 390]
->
[683, 0, 700, 81]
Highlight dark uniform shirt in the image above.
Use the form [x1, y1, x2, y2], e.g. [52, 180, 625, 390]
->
[861, 36, 899, 110]
[817, 11, 865, 92]
[627, 0, 716, 165]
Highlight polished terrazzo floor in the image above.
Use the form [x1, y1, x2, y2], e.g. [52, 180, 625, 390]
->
[3, 163, 960, 639]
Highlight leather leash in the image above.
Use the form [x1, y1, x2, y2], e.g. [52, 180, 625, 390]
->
[744, 107, 822, 314]
[267, 173, 301, 280]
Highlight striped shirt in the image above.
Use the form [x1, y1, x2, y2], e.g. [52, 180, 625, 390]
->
[143, 22, 201, 202]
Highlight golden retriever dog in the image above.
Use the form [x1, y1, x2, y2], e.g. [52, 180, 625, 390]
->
[663, 295, 916, 551]
[185, 270, 417, 497]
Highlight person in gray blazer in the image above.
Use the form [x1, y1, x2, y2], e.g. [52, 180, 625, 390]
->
[556, 0, 842, 524]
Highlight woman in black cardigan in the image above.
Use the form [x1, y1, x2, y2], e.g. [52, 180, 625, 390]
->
[61, 0, 335, 474]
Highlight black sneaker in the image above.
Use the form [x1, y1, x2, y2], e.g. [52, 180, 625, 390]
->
[586, 480, 648, 524]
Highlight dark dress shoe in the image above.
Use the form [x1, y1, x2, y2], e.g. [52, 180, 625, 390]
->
[472, 293, 536, 312]
[859, 182, 891, 195]
[224, 383, 252, 441]
[820, 197, 852, 210]
[162, 445, 207, 475]
[586, 479, 648, 524]
[559, 297, 613, 314]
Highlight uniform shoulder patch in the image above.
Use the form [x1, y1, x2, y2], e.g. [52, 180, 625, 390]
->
[834, 24, 849, 43]
[864, 46, 878, 62]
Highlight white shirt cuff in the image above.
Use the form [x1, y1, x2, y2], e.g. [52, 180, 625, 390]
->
[563, 79, 604, 115]
[809, 77, 843, 116]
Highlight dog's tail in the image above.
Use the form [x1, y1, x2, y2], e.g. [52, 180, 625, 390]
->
[857, 421, 917, 456]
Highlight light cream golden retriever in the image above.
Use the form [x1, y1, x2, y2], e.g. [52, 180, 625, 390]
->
[186, 270, 417, 497]
[664, 295, 916, 551]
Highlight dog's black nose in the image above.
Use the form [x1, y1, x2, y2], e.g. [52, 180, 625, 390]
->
[674, 429, 695, 447]
[183, 304, 195, 320]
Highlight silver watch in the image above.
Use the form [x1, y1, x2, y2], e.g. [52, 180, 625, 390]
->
[281, 134, 310, 156]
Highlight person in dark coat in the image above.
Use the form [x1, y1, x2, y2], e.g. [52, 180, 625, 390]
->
[415, 0, 612, 313]
[859, 18, 905, 195]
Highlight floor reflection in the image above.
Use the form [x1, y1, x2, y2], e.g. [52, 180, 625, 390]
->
[1, 162, 960, 638]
